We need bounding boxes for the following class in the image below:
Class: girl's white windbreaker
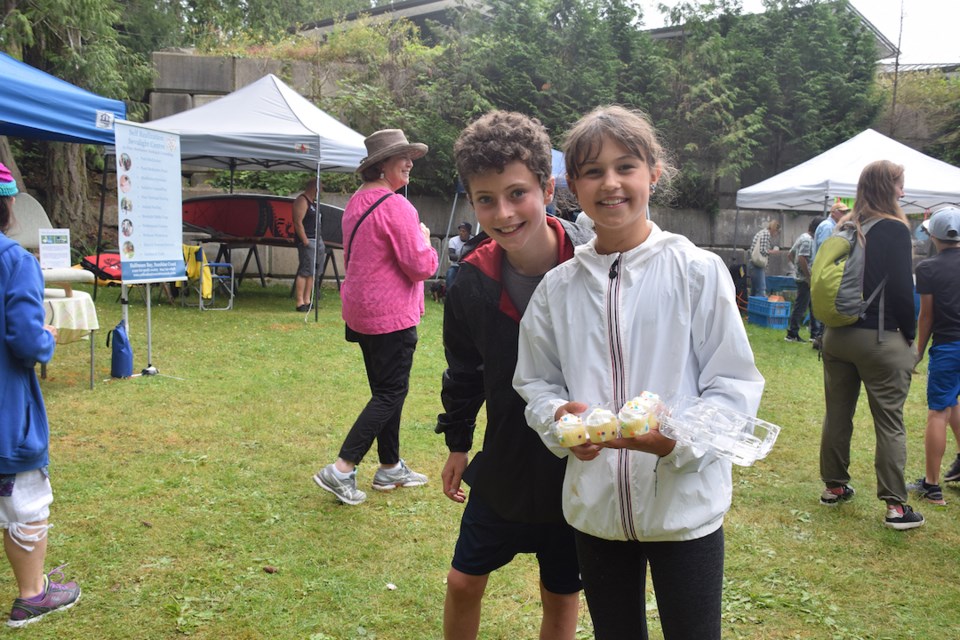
[514,224,765,542]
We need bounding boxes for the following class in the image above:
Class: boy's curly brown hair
[454,111,553,199]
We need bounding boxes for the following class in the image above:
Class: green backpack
[810,217,887,331]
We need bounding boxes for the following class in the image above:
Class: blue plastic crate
[766,275,797,292]
[747,296,792,329]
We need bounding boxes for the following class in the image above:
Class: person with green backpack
[814,159,924,530]
[809,201,852,350]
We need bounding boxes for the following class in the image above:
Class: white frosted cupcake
[555,413,587,448]
[585,408,618,443]
[618,391,661,437]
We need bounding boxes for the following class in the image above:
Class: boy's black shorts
[451,493,581,594]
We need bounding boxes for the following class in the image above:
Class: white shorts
[0,468,53,526]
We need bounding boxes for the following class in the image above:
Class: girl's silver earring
[650,183,658,193]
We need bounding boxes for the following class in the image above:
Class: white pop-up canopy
[736,129,960,214]
[140,74,366,173]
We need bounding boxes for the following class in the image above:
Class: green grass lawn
[30,282,960,639]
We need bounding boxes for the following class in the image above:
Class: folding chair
[181,244,234,311]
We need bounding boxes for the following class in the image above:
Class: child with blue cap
[911,206,960,504]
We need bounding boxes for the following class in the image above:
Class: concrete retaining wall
[149,51,343,118]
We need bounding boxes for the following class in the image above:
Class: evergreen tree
[1,0,152,239]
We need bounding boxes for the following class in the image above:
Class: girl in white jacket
[514,105,764,639]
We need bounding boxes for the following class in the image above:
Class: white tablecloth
[43,288,99,343]
[42,289,98,389]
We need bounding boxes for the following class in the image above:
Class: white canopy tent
[101,74,368,322]
[736,129,960,215]
[138,73,366,173]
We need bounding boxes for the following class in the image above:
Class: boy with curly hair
[436,111,592,640]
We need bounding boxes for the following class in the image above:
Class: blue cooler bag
[106,320,134,378]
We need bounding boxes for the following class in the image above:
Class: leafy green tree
[653,1,765,209]
[115,0,190,55]
[1,0,153,239]
[656,0,880,208]
[115,0,359,54]
[606,0,673,112]
[927,92,960,167]
[728,0,880,172]
[875,69,960,165]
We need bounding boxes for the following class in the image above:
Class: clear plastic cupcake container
[656,395,780,466]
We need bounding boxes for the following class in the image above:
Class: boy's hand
[442,452,468,503]
[913,345,925,374]
[597,429,676,457]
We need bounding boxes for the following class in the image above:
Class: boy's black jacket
[436,216,593,524]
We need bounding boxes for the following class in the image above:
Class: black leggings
[338,326,418,465]
[575,527,724,640]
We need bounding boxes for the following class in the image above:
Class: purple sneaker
[7,565,81,628]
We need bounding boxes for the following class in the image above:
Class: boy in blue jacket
[0,164,81,627]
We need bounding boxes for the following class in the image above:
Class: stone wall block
[282,61,317,97]
[235,58,283,89]
[650,208,712,246]
[149,93,193,120]
[193,94,223,109]
[153,52,234,93]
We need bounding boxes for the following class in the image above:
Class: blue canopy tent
[0,52,127,306]
[0,52,126,145]
[0,53,126,386]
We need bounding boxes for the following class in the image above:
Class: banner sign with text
[114,120,185,283]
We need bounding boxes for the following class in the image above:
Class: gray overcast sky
[638,0,960,65]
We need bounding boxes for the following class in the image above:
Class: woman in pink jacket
[314,130,438,506]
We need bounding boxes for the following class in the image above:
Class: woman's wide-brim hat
[357,129,428,174]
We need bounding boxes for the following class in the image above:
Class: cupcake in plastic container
[555,413,587,448]
[618,391,662,437]
[584,407,618,443]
